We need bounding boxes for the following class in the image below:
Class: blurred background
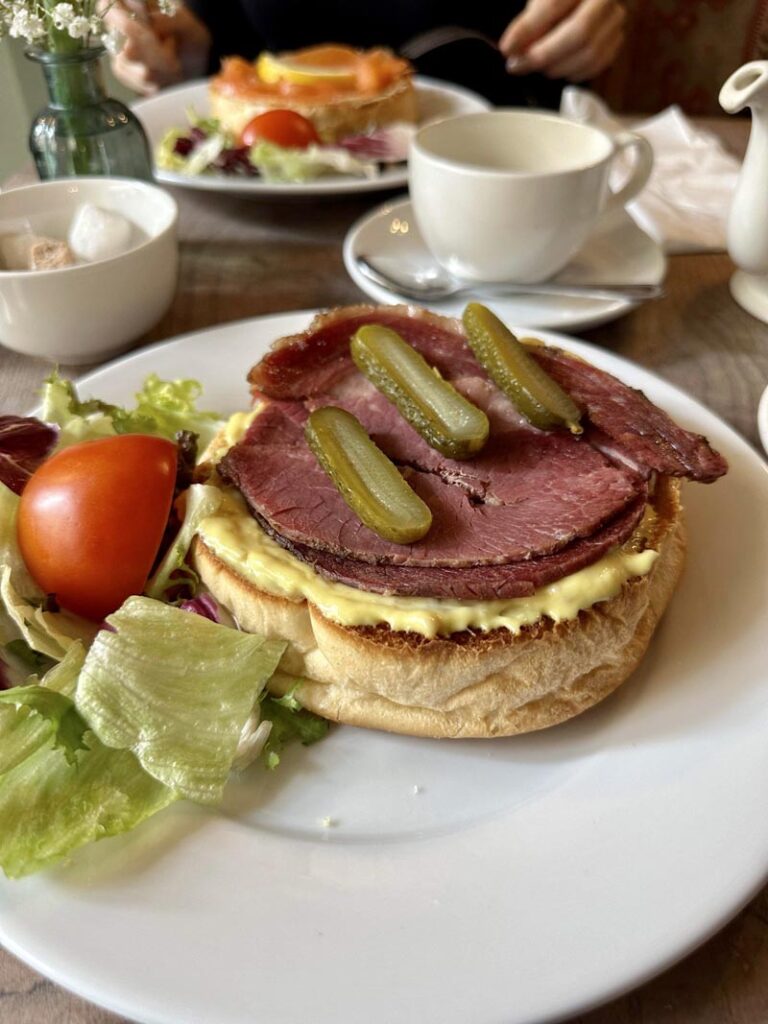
[2,0,767,179]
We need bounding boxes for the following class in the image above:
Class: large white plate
[2,312,768,1024]
[344,196,667,330]
[134,77,490,197]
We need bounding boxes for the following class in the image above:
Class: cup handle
[605,130,654,211]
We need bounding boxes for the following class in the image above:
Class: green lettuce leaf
[186,108,228,137]
[75,597,286,803]
[4,638,55,674]
[0,645,86,782]
[145,483,223,601]
[0,734,175,879]
[156,128,192,173]
[130,375,223,449]
[260,676,330,770]
[40,371,224,450]
[248,141,376,183]
[0,645,175,878]
[0,686,88,767]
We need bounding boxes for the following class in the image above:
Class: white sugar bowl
[0,177,178,365]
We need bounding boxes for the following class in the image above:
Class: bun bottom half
[192,477,686,739]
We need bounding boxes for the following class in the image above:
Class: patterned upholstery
[596,0,768,114]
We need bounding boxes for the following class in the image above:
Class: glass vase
[27,47,153,181]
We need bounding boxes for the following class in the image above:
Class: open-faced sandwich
[211,44,418,142]
[192,304,728,739]
[157,44,418,183]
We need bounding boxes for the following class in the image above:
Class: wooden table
[2,120,767,1024]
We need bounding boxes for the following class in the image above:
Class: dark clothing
[186,0,564,108]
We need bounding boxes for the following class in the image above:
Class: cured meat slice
[530,347,728,483]
[253,490,648,600]
[0,416,58,495]
[248,305,477,399]
[247,306,726,483]
[222,306,727,601]
[220,389,642,568]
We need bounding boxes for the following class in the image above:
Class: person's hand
[500,0,626,81]
[103,1,212,95]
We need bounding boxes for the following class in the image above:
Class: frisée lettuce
[41,371,224,450]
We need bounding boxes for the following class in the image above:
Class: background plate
[134,77,490,197]
[2,312,767,1024]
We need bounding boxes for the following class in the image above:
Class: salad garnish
[0,373,329,878]
[156,109,414,184]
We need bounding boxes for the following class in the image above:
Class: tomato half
[18,435,177,621]
[241,110,321,149]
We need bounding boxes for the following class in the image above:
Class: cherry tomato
[240,110,321,149]
[18,435,177,622]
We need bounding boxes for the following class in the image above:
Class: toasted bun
[209,76,418,141]
[193,476,686,739]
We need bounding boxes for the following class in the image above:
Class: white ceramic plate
[758,383,768,456]
[344,197,667,331]
[134,77,490,197]
[2,311,767,1024]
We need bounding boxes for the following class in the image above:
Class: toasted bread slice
[192,476,685,739]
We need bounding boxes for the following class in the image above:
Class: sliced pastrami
[530,347,728,483]
[248,305,477,400]
[254,490,648,601]
[247,306,727,483]
[222,384,641,568]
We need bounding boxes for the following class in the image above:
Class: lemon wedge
[257,47,358,88]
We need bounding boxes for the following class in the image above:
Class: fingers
[103,2,183,92]
[544,11,625,80]
[111,52,159,94]
[503,0,626,79]
[500,0,580,57]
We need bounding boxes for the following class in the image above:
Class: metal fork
[400,26,500,61]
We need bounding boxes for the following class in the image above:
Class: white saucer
[343,197,667,331]
[758,383,768,456]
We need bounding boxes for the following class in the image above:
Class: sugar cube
[0,233,74,271]
[68,203,134,263]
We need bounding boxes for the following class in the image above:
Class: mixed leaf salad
[156,109,414,184]
[0,373,327,878]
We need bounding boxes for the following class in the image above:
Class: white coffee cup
[409,109,653,284]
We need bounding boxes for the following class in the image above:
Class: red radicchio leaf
[0,416,58,495]
[336,125,414,163]
[179,592,221,623]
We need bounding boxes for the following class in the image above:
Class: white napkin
[560,87,741,254]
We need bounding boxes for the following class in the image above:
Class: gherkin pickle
[305,406,432,544]
[351,324,489,459]
[462,303,583,434]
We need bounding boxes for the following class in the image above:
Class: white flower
[51,2,75,31]
[8,7,45,41]
[66,14,91,39]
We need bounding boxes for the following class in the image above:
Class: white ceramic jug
[720,61,768,322]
